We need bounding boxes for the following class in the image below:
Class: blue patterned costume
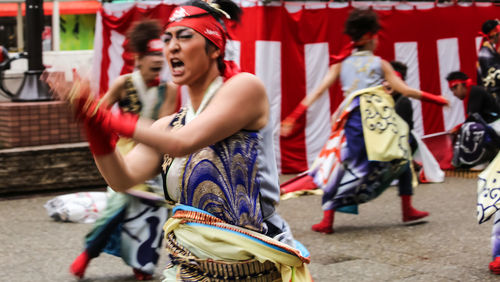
[161,76,294,242]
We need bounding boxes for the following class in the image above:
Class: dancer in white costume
[69,20,178,280]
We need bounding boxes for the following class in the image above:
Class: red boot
[401,195,429,222]
[311,209,335,234]
[70,250,90,279]
[133,268,153,280]
[490,257,500,274]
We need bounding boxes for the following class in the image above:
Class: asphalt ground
[0,176,498,281]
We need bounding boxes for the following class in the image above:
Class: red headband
[167,6,226,53]
[478,24,500,50]
[330,32,378,65]
[448,78,473,89]
[146,39,163,53]
[166,5,240,79]
[394,71,403,80]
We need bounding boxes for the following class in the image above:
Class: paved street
[0,176,498,281]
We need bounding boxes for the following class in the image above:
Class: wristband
[285,102,308,123]
[420,91,448,106]
[84,121,119,156]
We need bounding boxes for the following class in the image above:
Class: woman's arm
[94,117,171,192]
[382,60,448,106]
[302,63,341,107]
[381,60,421,99]
[132,73,268,157]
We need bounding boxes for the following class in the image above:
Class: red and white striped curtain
[91,1,500,173]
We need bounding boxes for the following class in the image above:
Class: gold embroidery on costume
[161,108,187,175]
[483,67,500,88]
[121,76,142,114]
[181,131,263,231]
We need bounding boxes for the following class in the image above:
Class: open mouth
[170,58,185,76]
[150,67,162,72]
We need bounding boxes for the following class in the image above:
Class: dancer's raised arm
[382,60,448,106]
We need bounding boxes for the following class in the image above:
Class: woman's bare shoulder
[222,73,265,95]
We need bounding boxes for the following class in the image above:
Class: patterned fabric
[83,71,169,274]
[309,86,409,212]
[181,131,263,232]
[477,152,500,224]
[119,75,142,114]
[85,189,169,274]
[161,107,264,231]
[161,77,264,232]
[165,233,281,281]
[477,44,500,105]
[118,71,165,119]
[452,120,498,168]
[162,205,311,282]
[360,88,411,162]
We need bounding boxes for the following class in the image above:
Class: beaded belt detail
[165,232,281,281]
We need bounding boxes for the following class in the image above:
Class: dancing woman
[477,19,500,105]
[69,20,177,280]
[50,1,311,281]
[281,8,448,234]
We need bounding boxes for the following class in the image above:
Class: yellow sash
[356,86,410,162]
[163,213,312,281]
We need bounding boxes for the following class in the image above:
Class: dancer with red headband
[280,9,448,234]
[478,19,500,105]
[47,0,311,281]
[69,20,177,280]
[446,71,500,169]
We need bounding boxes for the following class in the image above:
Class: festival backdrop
[91,1,500,173]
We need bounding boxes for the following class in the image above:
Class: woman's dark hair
[482,19,499,35]
[184,0,242,24]
[127,19,162,55]
[344,8,380,42]
[183,0,242,73]
[390,61,408,80]
[446,71,469,81]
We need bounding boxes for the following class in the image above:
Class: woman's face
[137,54,164,83]
[164,26,219,85]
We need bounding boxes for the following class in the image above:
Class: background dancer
[446,71,500,169]
[48,0,311,281]
[69,20,176,280]
[477,19,500,105]
[281,8,447,234]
